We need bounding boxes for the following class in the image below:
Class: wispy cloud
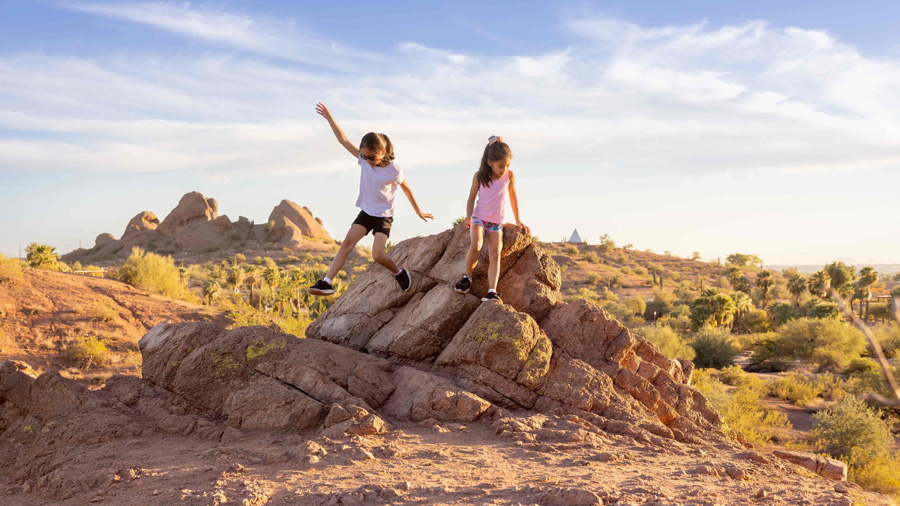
[3,5,900,179]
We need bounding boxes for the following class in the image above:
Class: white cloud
[2,6,900,180]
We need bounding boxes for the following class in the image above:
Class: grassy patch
[69,336,111,369]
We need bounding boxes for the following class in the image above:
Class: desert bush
[606,273,622,289]
[738,309,771,333]
[851,453,900,496]
[25,243,59,270]
[656,313,691,333]
[639,325,695,361]
[69,336,110,369]
[812,396,893,474]
[564,245,579,256]
[117,247,189,300]
[717,365,766,393]
[0,254,24,284]
[572,287,600,304]
[731,332,774,353]
[692,369,790,444]
[601,301,644,328]
[770,318,865,372]
[768,302,798,327]
[798,297,840,319]
[644,289,675,319]
[90,301,117,323]
[582,251,600,264]
[586,273,601,285]
[689,328,737,369]
[623,296,647,317]
[769,372,822,406]
[633,265,648,276]
[872,324,900,358]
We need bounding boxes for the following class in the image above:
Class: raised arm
[508,171,529,234]
[464,173,479,228]
[316,103,358,158]
[399,180,434,222]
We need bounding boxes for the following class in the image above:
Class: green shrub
[738,309,771,333]
[770,318,865,372]
[582,251,600,264]
[692,369,790,444]
[623,296,647,317]
[69,336,110,369]
[656,313,691,333]
[873,324,900,358]
[644,289,675,319]
[117,247,189,300]
[601,301,644,328]
[732,332,774,353]
[90,301,117,323]
[717,365,766,393]
[799,297,840,319]
[639,325,695,361]
[564,245,579,256]
[811,396,893,469]
[768,302,799,327]
[769,372,822,406]
[689,328,737,369]
[851,453,900,496]
[0,254,24,284]
[586,273,601,285]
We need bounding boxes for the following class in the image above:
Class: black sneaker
[307,279,335,296]
[481,291,502,302]
[394,268,412,292]
[454,275,472,294]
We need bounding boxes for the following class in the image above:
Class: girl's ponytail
[380,133,395,160]
[477,135,511,187]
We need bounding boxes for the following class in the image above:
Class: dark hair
[359,132,395,161]
[477,137,511,187]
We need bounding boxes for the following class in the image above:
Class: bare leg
[325,224,368,280]
[465,225,484,277]
[372,232,400,274]
[486,230,503,290]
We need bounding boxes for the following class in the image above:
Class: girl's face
[488,156,511,178]
[360,147,386,166]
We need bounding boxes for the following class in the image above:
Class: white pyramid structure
[569,229,583,243]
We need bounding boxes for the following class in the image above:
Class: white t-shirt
[355,154,404,217]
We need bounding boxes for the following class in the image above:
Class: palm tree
[857,266,878,320]
[25,243,59,270]
[756,270,775,308]
[731,291,753,320]
[726,266,742,287]
[227,267,246,293]
[809,270,829,298]
[263,267,281,292]
[787,274,807,306]
[202,280,221,305]
[824,261,856,299]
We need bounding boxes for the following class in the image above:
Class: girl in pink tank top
[454,136,529,303]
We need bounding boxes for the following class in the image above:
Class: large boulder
[267,200,331,244]
[307,226,727,445]
[94,233,116,248]
[158,192,218,234]
[123,211,160,236]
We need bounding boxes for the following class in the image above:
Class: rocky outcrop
[773,450,848,481]
[63,192,335,263]
[123,211,160,236]
[94,233,116,247]
[267,200,331,245]
[158,192,218,234]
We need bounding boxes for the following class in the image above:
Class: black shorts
[352,210,393,237]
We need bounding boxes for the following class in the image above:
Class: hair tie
[488,135,503,145]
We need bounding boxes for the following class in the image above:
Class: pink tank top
[472,171,510,224]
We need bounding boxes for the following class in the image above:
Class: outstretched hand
[418,212,434,222]
[315,102,333,122]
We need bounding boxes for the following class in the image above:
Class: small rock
[834,482,849,494]
[755,489,767,498]
[229,463,246,473]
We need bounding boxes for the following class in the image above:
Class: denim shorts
[472,217,501,233]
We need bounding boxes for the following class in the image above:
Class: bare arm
[465,173,479,228]
[316,103,358,158]
[508,171,530,234]
[399,180,434,222]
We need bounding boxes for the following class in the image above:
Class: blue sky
[2,1,900,265]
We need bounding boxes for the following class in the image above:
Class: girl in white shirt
[308,103,433,296]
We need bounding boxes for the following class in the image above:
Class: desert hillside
[1,226,889,505]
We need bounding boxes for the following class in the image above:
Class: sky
[1,1,899,265]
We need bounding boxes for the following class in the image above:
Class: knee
[372,250,387,263]
[469,241,482,253]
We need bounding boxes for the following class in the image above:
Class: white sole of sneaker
[455,288,469,294]
[480,297,502,302]
[307,288,335,296]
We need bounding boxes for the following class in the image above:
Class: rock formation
[63,191,334,263]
